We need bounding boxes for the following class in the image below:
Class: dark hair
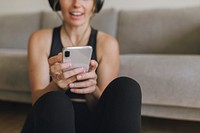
[48,0,104,13]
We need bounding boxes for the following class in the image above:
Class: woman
[21,0,142,133]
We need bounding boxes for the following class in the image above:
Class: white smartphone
[62,46,93,72]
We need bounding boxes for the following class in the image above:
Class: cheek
[60,5,70,18]
[60,0,70,11]
[86,5,95,16]
[85,1,95,12]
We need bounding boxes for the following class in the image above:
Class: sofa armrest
[0,49,29,92]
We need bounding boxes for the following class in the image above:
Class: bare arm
[94,33,120,98]
[28,30,59,104]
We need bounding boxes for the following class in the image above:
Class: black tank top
[49,25,97,60]
[49,25,98,100]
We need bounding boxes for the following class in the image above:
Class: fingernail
[70,89,75,93]
[69,83,74,87]
[77,75,82,80]
[82,67,86,73]
[92,60,96,64]
[81,67,84,71]
[64,64,71,69]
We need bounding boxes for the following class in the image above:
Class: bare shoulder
[97,31,119,48]
[96,31,119,60]
[28,29,53,56]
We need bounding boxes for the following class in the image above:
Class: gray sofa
[1,7,200,121]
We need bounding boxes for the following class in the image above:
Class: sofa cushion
[0,49,29,92]
[0,12,41,49]
[40,11,62,29]
[118,7,200,54]
[119,54,200,109]
[41,8,118,37]
[119,54,200,121]
[0,90,31,103]
[90,8,118,37]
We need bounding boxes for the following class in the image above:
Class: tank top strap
[49,26,63,58]
[87,27,97,61]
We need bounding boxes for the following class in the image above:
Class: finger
[89,60,98,72]
[70,86,96,94]
[63,67,85,79]
[66,76,77,86]
[69,79,96,88]
[48,53,62,66]
[50,64,62,74]
[76,71,97,81]
[52,65,80,81]
[56,76,77,89]
[55,73,63,81]
[50,63,72,74]
[63,76,77,87]
[53,67,85,88]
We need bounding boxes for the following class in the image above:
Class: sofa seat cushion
[0,90,31,103]
[119,54,200,109]
[119,54,200,121]
[0,49,29,92]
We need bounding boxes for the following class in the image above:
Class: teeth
[71,12,82,16]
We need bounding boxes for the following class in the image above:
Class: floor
[0,101,200,133]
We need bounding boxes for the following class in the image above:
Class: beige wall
[104,0,200,10]
[0,0,50,15]
[0,0,200,15]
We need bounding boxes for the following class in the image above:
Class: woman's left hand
[69,60,98,94]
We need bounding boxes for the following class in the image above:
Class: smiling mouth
[70,12,84,16]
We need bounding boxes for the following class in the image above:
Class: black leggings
[21,77,142,133]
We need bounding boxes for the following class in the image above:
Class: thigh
[21,91,76,133]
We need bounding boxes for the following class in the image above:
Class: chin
[67,19,89,27]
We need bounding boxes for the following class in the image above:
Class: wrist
[51,81,64,92]
[92,85,101,99]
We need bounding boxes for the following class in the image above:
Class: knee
[109,76,142,100]
[33,91,74,115]
[32,91,75,130]
[116,76,141,89]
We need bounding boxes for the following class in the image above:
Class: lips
[69,11,84,16]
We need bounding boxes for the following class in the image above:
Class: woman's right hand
[48,53,85,90]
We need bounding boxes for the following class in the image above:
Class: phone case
[62,46,93,72]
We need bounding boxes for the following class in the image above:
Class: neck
[62,24,90,46]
